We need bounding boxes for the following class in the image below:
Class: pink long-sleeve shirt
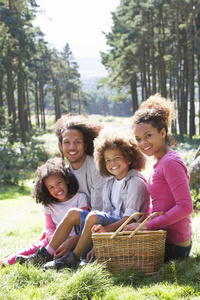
[146,151,193,244]
[5,192,88,265]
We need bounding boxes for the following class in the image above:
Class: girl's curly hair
[31,157,79,206]
[94,130,146,177]
[53,114,103,161]
[132,94,177,147]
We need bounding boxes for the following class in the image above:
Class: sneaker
[43,252,79,271]
[16,246,54,266]
[15,255,28,265]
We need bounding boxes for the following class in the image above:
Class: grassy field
[1,116,200,299]
[0,190,200,299]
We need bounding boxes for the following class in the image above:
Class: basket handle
[128,212,163,238]
[110,212,163,240]
[110,212,146,239]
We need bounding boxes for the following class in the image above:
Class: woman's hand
[91,224,106,233]
[123,223,148,231]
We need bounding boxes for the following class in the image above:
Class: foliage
[86,87,133,117]
[191,189,200,211]
[101,0,200,138]
[0,140,49,185]
[176,136,200,167]
[0,1,88,144]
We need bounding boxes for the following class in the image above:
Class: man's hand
[86,247,95,262]
[55,235,79,258]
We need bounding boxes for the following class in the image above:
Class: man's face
[60,129,87,170]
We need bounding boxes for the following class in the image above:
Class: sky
[33,0,119,64]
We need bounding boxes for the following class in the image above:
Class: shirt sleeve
[122,177,149,220]
[90,166,107,211]
[45,213,56,242]
[77,193,89,211]
[147,158,193,230]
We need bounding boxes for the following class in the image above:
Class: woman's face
[134,122,167,160]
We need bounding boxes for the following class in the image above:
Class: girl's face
[134,122,167,160]
[104,148,130,180]
[44,174,70,202]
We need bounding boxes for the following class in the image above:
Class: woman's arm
[147,159,193,230]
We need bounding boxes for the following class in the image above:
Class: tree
[101,0,200,138]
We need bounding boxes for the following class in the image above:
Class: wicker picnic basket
[92,212,167,275]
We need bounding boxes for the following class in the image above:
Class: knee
[63,208,81,224]
[85,211,97,227]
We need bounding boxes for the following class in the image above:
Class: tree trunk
[189,37,196,138]
[25,77,32,130]
[6,46,16,143]
[130,73,138,113]
[35,75,40,128]
[150,10,156,95]
[18,50,26,144]
[158,7,167,97]
[175,6,184,141]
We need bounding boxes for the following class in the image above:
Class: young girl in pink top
[124,94,193,262]
[0,157,88,266]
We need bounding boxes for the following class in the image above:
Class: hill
[76,56,108,89]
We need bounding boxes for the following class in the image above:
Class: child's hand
[55,242,69,258]
[55,235,79,258]
[91,224,106,233]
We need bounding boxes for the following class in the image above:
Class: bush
[0,140,49,185]
[191,188,200,210]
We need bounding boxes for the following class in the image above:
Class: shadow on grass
[0,184,31,200]
[112,254,200,288]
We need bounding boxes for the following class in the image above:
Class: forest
[0,0,200,145]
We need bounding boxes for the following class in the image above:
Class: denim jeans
[164,241,192,262]
[74,209,120,236]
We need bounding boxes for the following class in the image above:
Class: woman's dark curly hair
[53,114,103,162]
[94,130,146,177]
[132,94,178,148]
[31,157,79,206]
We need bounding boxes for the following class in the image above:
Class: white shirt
[111,177,125,217]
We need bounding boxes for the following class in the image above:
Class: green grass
[0,189,200,300]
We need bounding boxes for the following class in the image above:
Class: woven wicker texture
[92,212,167,274]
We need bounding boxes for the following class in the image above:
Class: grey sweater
[102,169,150,220]
[69,155,106,211]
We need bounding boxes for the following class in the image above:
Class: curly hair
[31,157,79,206]
[94,130,146,177]
[132,94,177,147]
[53,114,103,160]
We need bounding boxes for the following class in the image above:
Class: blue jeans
[74,209,121,236]
[164,241,192,262]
